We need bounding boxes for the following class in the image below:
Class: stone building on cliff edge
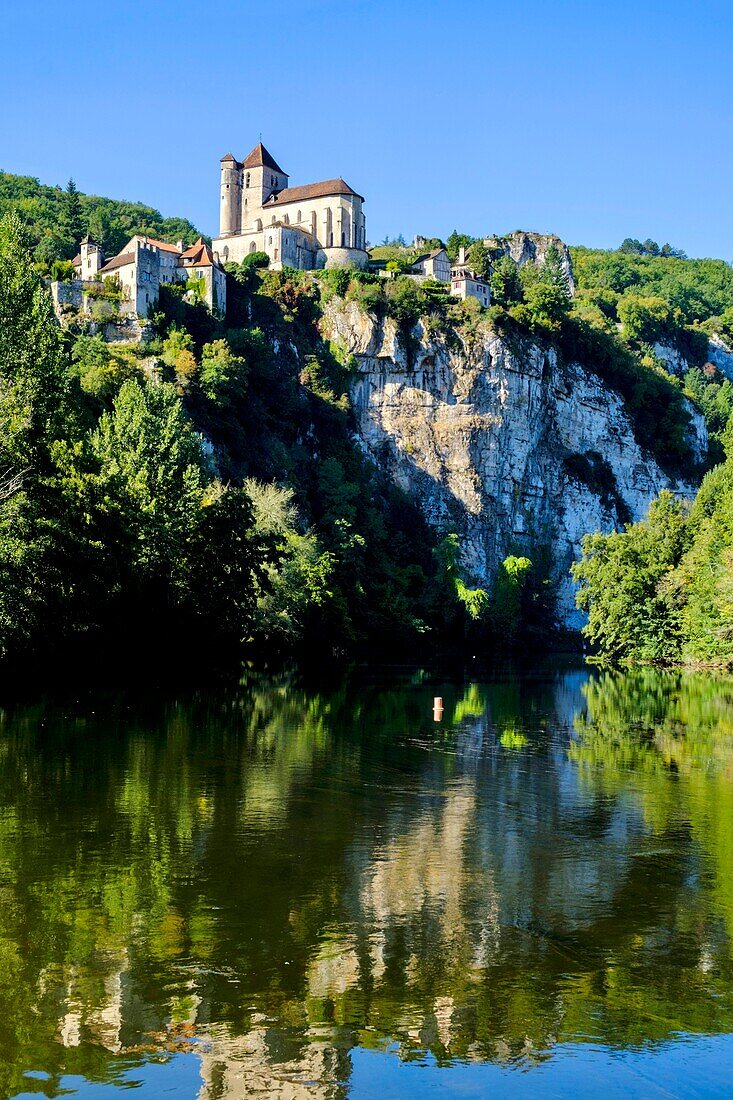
[213,142,368,271]
[58,234,227,321]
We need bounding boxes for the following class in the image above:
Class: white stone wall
[450,275,490,307]
[415,251,451,282]
[217,189,367,271]
[131,242,160,318]
[220,162,242,235]
[184,265,227,316]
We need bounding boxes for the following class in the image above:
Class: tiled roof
[132,236,181,254]
[180,237,215,268]
[98,252,134,273]
[264,178,364,205]
[220,152,239,165]
[242,142,286,174]
[413,249,447,265]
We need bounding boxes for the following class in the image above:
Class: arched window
[249,241,257,253]
[326,209,333,248]
[283,213,289,225]
[255,219,262,231]
[311,211,317,237]
[297,210,302,223]
[271,215,276,225]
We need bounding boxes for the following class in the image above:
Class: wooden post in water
[433,696,444,722]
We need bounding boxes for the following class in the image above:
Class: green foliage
[199,339,247,404]
[161,325,196,377]
[240,250,270,271]
[244,479,335,646]
[466,240,491,280]
[491,556,532,645]
[50,258,75,282]
[60,178,84,254]
[70,333,135,401]
[446,230,476,261]
[573,491,691,664]
[617,294,674,342]
[684,366,733,457]
[619,237,686,258]
[571,244,733,326]
[513,248,571,330]
[490,256,523,307]
[0,171,201,266]
[572,471,733,667]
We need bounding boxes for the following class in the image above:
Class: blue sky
[3,0,733,257]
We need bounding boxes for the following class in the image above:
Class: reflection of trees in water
[1,669,733,1095]
[573,669,733,945]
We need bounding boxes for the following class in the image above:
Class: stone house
[69,234,226,319]
[411,247,451,282]
[450,247,490,308]
[214,142,367,271]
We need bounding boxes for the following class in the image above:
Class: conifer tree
[60,178,84,253]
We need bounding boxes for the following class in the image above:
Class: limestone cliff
[321,301,706,628]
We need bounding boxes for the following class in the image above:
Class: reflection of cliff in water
[2,668,733,1096]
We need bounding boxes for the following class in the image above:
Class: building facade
[450,247,490,307]
[411,247,451,282]
[71,235,226,319]
[213,142,368,271]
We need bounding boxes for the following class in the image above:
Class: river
[2,662,733,1098]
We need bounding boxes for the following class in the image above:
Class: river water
[2,663,733,1098]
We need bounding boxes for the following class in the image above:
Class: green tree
[199,339,248,404]
[0,213,97,654]
[617,294,673,343]
[491,555,532,645]
[467,240,491,280]
[435,533,489,624]
[572,491,691,663]
[446,230,475,261]
[60,178,84,254]
[489,256,523,307]
[244,480,334,646]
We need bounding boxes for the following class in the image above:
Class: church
[212,143,368,271]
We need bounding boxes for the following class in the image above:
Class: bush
[50,259,76,282]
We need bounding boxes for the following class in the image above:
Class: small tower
[80,235,104,279]
[219,153,242,236]
[239,143,288,230]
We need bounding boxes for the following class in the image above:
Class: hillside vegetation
[573,445,733,667]
[1,214,557,665]
[0,171,201,269]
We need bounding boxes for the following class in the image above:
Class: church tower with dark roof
[240,143,288,229]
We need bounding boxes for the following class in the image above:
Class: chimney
[457,245,466,265]
[176,239,185,252]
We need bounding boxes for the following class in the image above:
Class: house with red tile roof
[69,234,226,320]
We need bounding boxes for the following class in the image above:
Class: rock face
[707,335,733,380]
[322,301,706,628]
[483,232,576,295]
